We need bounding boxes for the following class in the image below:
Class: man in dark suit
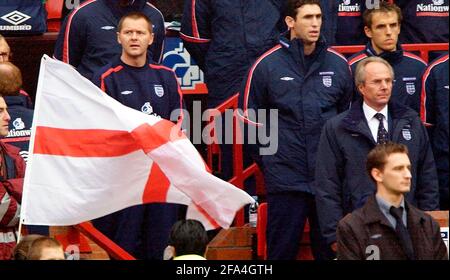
[337,142,448,260]
[315,56,439,254]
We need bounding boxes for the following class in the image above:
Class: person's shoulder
[402,51,427,67]
[67,0,101,20]
[407,203,440,228]
[428,53,449,71]
[92,59,123,82]
[338,210,365,230]
[348,51,368,66]
[327,109,351,126]
[148,63,175,75]
[252,44,284,70]
[143,2,165,22]
[0,141,21,156]
[325,48,349,65]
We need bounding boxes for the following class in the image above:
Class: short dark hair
[285,0,322,19]
[363,1,402,29]
[366,142,409,182]
[118,11,153,33]
[169,219,209,257]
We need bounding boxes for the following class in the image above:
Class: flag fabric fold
[21,55,253,230]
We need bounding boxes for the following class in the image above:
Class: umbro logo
[280,77,294,81]
[101,26,115,30]
[1,10,31,25]
[121,90,133,95]
[370,234,382,239]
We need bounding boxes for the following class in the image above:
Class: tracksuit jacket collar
[279,34,328,77]
[365,41,403,65]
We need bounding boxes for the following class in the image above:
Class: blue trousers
[266,191,334,260]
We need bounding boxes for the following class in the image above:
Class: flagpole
[17,55,48,243]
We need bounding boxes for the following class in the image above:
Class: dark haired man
[337,142,447,260]
[239,0,353,260]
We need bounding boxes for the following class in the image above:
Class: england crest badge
[402,129,412,141]
[154,85,164,97]
[323,76,332,88]
[405,82,416,95]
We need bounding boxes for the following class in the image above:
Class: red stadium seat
[256,202,267,260]
[45,0,64,32]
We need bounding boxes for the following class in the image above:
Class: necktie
[374,113,388,144]
[389,206,415,260]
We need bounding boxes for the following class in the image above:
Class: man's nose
[386,26,393,35]
[404,168,412,179]
[4,110,11,122]
[312,17,320,27]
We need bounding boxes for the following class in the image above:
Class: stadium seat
[45,0,64,32]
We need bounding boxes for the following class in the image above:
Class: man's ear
[357,83,365,98]
[117,32,121,44]
[364,26,372,39]
[371,168,383,183]
[285,16,295,30]
[149,33,154,46]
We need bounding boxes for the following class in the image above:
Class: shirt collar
[363,102,388,122]
[376,194,406,228]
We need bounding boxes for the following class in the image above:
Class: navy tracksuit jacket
[349,42,427,112]
[238,35,352,259]
[420,53,449,209]
[239,36,353,194]
[54,0,165,80]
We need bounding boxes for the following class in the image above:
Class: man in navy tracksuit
[348,2,427,113]
[315,56,439,251]
[420,53,449,210]
[92,12,184,260]
[238,0,353,260]
[54,0,165,80]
